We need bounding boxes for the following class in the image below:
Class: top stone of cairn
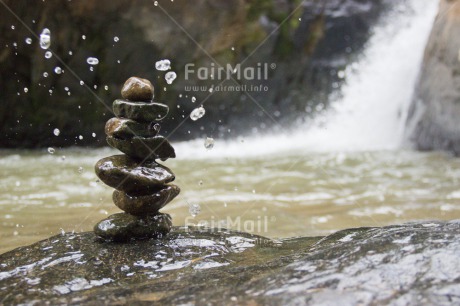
[121,77,154,101]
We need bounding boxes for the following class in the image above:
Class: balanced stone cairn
[94,77,180,242]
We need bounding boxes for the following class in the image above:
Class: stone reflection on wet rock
[94,76,179,242]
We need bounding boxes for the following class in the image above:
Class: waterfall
[176,0,439,159]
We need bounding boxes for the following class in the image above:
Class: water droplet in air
[190,106,205,121]
[78,135,83,140]
[79,80,84,86]
[68,51,73,55]
[189,203,201,217]
[39,28,51,49]
[54,66,62,74]
[87,57,99,65]
[53,128,60,136]
[198,180,203,186]
[61,156,66,161]
[104,85,108,90]
[11,25,15,30]
[82,35,86,40]
[43,72,48,78]
[23,87,28,93]
[165,71,177,84]
[44,51,52,59]
[15,181,21,187]
[191,96,196,103]
[113,36,119,42]
[155,59,171,71]
[204,137,214,150]
[154,1,158,6]
[25,37,32,44]
[47,147,55,154]
[78,167,83,173]
[64,87,69,91]
[92,132,96,137]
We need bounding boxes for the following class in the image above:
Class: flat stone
[106,136,175,161]
[121,77,154,101]
[95,155,175,194]
[94,212,172,242]
[105,117,159,139]
[113,185,180,215]
[113,99,169,122]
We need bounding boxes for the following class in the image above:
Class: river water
[1,0,452,254]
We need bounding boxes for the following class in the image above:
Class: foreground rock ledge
[1,221,460,305]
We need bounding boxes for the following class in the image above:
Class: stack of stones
[94,77,180,242]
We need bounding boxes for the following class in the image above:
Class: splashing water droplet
[25,37,32,44]
[39,28,51,49]
[54,66,62,74]
[82,35,86,40]
[60,228,65,236]
[189,203,201,217]
[165,71,177,84]
[87,57,99,65]
[79,80,84,86]
[190,106,205,121]
[113,36,119,42]
[44,51,52,59]
[23,87,28,93]
[43,72,48,78]
[191,96,196,103]
[92,132,96,137]
[204,137,214,150]
[61,155,66,161]
[104,85,108,90]
[78,135,83,140]
[155,59,171,71]
[47,147,55,154]
[53,128,60,136]
[11,25,15,30]
[154,1,158,6]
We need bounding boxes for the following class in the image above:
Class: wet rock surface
[1,221,459,305]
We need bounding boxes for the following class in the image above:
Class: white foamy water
[175,0,438,160]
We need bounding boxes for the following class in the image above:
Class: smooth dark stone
[95,155,175,194]
[105,117,158,139]
[106,136,175,161]
[2,221,460,304]
[121,76,154,101]
[94,212,172,242]
[113,185,180,215]
[113,99,169,122]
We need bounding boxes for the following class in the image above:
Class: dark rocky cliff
[0,0,392,147]
[406,0,460,156]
